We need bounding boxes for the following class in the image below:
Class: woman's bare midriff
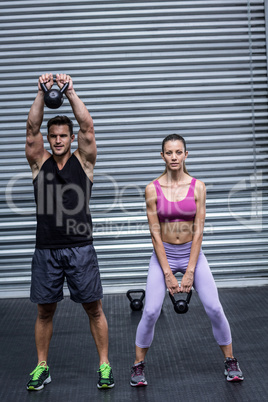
[160,220,194,245]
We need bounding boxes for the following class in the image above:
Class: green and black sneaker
[27,361,51,391]
[97,362,114,389]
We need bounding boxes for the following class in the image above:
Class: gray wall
[0,0,267,297]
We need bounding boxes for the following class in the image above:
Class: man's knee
[37,303,57,321]
[83,300,103,320]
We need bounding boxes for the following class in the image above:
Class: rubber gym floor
[0,285,267,402]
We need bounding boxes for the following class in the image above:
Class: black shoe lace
[134,363,144,376]
[228,359,239,372]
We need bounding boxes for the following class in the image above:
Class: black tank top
[33,154,93,248]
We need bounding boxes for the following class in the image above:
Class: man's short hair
[47,115,74,136]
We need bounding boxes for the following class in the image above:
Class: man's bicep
[77,129,97,164]
[25,131,46,164]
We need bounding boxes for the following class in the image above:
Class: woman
[130,134,243,386]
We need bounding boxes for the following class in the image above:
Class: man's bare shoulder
[73,149,94,182]
[29,151,51,180]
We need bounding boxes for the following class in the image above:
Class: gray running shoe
[224,357,244,381]
[130,361,148,387]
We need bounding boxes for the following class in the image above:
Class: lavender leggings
[135,241,232,348]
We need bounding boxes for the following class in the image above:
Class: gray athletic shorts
[30,244,103,304]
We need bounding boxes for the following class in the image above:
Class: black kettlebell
[41,79,69,109]
[169,290,192,314]
[126,289,145,311]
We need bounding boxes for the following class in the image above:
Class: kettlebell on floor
[126,289,145,311]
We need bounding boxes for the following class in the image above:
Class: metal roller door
[0,0,267,298]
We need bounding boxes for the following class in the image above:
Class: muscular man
[25,73,114,391]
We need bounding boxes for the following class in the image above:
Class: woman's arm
[180,179,207,292]
[145,182,180,295]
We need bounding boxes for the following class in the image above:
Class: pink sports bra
[153,177,197,222]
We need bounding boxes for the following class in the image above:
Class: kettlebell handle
[186,289,192,304]
[40,82,49,93]
[40,79,69,94]
[126,289,145,302]
[169,289,192,303]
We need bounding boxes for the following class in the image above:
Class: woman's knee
[205,303,225,322]
[143,305,161,324]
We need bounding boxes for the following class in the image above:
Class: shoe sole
[27,376,51,391]
[130,381,148,387]
[226,376,244,382]
[224,370,244,382]
[97,383,115,389]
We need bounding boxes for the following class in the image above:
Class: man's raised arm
[55,74,97,170]
[26,73,52,175]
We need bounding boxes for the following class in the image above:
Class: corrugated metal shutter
[0,0,267,298]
